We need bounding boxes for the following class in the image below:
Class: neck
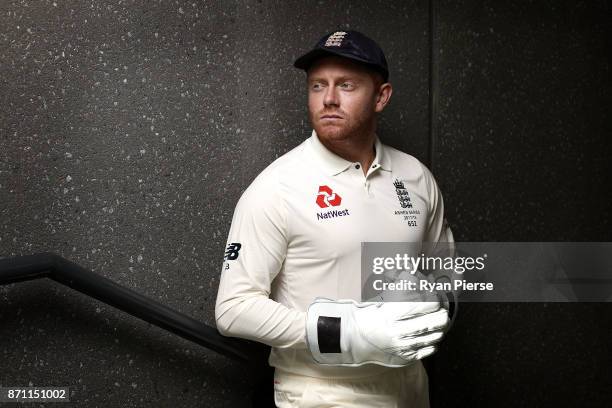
[319,131,376,175]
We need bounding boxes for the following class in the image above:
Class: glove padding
[306,298,449,367]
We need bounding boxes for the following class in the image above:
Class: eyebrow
[308,75,362,84]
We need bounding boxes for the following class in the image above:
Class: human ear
[375,83,393,113]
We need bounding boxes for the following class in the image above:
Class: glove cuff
[305,298,355,365]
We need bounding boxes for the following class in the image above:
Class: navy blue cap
[294,30,389,82]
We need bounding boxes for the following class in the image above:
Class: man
[215,30,454,407]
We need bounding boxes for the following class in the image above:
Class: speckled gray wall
[1,0,610,407]
[1,0,250,406]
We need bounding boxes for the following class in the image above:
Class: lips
[320,114,343,120]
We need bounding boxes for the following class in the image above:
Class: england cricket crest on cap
[393,179,413,209]
[325,31,347,47]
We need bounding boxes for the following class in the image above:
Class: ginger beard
[309,101,376,144]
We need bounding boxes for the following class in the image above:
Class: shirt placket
[348,162,381,197]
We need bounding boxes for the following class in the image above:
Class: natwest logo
[316,185,342,208]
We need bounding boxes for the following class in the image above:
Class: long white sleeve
[214,170,307,349]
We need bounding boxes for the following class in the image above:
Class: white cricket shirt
[215,130,453,379]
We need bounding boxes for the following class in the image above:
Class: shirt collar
[373,136,392,172]
[308,130,392,176]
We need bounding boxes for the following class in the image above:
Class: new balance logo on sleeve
[224,243,242,260]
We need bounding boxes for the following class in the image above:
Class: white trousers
[273,362,430,408]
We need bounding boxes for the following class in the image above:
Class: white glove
[306,298,449,367]
[366,269,458,329]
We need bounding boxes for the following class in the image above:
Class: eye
[339,82,354,90]
[311,82,324,91]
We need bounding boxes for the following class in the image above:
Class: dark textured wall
[1,1,610,407]
[429,1,612,407]
[435,0,611,242]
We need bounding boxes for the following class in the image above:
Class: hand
[366,270,458,328]
[306,298,449,367]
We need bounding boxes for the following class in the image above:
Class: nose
[323,86,339,107]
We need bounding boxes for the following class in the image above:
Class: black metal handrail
[0,252,265,364]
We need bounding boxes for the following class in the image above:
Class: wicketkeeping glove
[306,298,449,367]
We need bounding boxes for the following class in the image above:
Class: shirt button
[355,164,360,169]
[372,164,377,168]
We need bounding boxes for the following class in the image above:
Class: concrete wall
[430,2,612,406]
[1,1,610,406]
